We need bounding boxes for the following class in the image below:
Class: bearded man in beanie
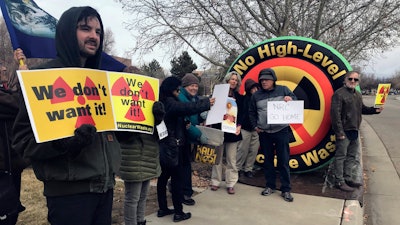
[177,73,208,206]
[248,68,296,202]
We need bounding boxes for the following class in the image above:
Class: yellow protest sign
[109,72,159,133]
[17,68,159,143]
[374,83,391,108]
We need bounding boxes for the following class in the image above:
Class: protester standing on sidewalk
[0,49,29,225]
[237,78,260,178]
[157,76,214,222]
[249,68,296,202]
[12,7,123,225]
[330,70,383,192]
[177,73,209,206]
[210,71,243,195]
[117,99,165,225]
[117,66,165,225]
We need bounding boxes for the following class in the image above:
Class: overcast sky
[2,0,400,78]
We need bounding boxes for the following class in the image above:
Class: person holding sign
[117,100,165,225]
[249,68,296,202]
[177,73,208,206]
[12,7,122,225]
[210,71,243,195]
[157,76,214,222]
[0,49,29,225]
[330,71,383,192]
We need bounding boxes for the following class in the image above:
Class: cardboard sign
[221,97,238,133]
[17,68,159,143]
[267,100,304,124]
[205,84,229,125]
[374,83,391,108]
[194,144,222,165]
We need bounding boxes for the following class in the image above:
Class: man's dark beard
[80,50,94,58]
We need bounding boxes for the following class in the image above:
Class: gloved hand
[74,124,97,145]
[152,101,165,125]
[199,133,208,144]
[53,124,97,157]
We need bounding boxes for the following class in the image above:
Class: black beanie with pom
[160,76,181,98]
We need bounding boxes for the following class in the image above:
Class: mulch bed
[238,166,363,202]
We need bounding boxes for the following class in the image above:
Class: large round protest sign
[228,36,352,173]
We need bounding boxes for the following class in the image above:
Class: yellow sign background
[18,68,159,143]
[374,83,391,108]
[108,72,159,132]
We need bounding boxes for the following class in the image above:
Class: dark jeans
[46,189,114,225]
[333,136,361,183]
[0,172,22,225]
[182,148,193,198]
[259,127,291,192]
[157,163,184,214]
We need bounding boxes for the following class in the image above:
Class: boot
[335,181,355,192]
[137,220,146,225]
[173,212,191,222]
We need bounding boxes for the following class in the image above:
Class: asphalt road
[361,95,400,225]
[362,95,400,176]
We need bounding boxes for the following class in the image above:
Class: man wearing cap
[249,68,296,202]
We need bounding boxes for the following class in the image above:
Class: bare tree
[103,27,116,55]
[117,0,400,71]
[0,19,15,68]
[391,71,400,89]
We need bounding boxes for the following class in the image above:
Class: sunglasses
[347,77,359,82]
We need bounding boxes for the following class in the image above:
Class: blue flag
[0,0,126,72]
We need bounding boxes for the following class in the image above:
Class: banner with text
[17,68,159,143]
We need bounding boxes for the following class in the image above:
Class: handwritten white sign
[267,100,304,124]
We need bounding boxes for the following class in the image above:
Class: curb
[342,200,364,225]
[340,126,365,225]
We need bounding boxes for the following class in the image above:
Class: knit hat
[244,79,259,93]
[181,73,200,87]
[258,68,277,81]
[160,76,181,97]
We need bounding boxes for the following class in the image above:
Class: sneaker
[345,180,362,188]
[281,192,294,202]
[157,208,174,217]
[244,171,254,178]
[227,187,235,194]
[261,187,275,196]
[182,196,196,206]
[335,182,355,192]
[173,212,191,222]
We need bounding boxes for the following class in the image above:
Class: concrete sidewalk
[145,183,347,225]
[142,120,400,225]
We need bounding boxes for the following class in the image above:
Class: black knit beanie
[160,76,181,97]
